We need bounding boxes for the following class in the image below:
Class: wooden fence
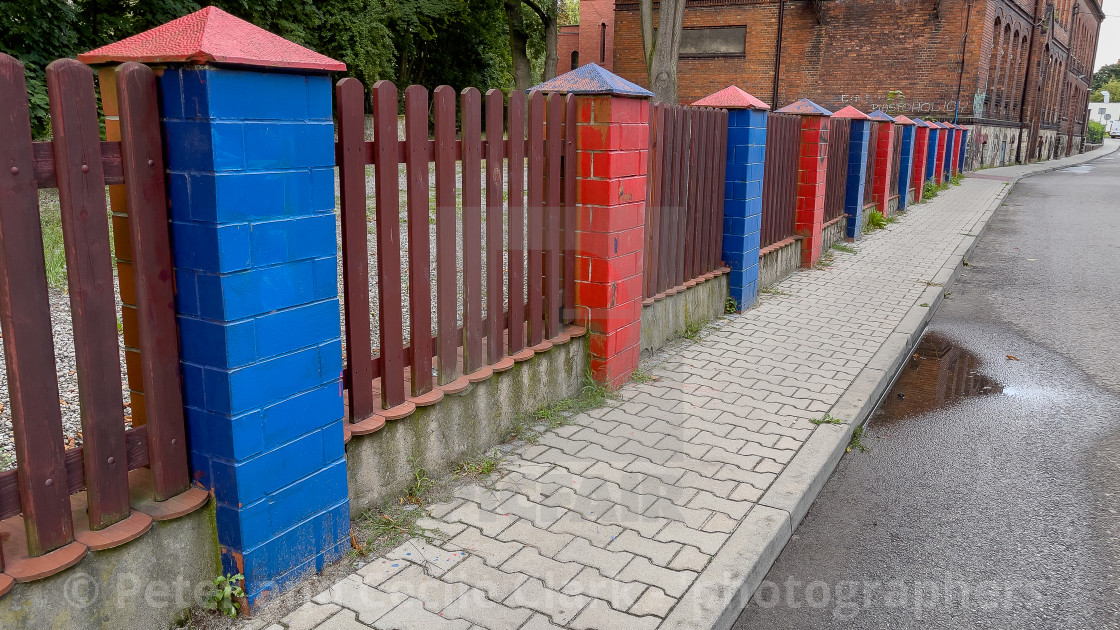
[760,113,800,249]
[888,126,904,203]
[823,117,851,223]
[336,81,578,432]
[643,103,729,298]
[863,122,880,210]
[0,55,190,566]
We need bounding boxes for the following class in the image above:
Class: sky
[1096,7,1120,71]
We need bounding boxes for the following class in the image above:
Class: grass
[832,243,858,254]
[950,173,964,186]
[810,413,843,425]
[630,367,655,383]
[41,206,68,290]
[920,302,930,307]
[679,317,705,342]
[847,426,869,453]
[759,286,788,297]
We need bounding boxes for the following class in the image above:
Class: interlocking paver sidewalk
[264,140,1118,630]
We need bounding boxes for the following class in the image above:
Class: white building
[1087,101,1120,126]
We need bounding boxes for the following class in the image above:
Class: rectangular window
[679,27,747,58]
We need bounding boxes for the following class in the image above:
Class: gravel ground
[0,190,131,471]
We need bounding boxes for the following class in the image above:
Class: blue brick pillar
[958,128,969,172]
[925,126,940,183]
[895,121,916,211]
[161,66,348,605]
[842,118,871,240]
[720,108,768,311]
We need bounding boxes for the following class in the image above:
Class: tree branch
[522,0,552,26]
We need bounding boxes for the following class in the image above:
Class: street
[734,149,1120,630]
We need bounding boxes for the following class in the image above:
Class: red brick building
[557,0,617,74]
[595,0,1103,165]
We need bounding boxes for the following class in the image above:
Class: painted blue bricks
[160,66,348,605]
[925,126,940,183]
[721,108,768,311]
[958,129,969,172]
[844,120,871,240]
[895,124,916,211]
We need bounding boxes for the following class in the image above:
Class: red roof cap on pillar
[529,63,653,98]
[691,85,770,110]
[831,105,869,120]
[77,6,345,72]
[867,110,897,122]
[775,98,832,116]
[893,115,917,125]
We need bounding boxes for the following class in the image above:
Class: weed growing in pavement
[867,210,889,231]
[832,243,858,254]
[847,426,869,453]
[920,303,930,307]
[810,413,843,425]
[630,367,655,383]
[454,451,502,479]
[406,457,434,501]
[950,173,964,186]
[680,317,705,341]
[814,250,835,269]
[922,181,939,202]
[759,286,788,296]
[506,369,616,441]
[203,574,245,619]
[725,296,739,314]
[923,281,944,287]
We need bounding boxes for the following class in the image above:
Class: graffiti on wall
[837,93,977,116]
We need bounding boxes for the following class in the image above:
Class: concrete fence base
[759,239,802,290]
[640,274,729,353]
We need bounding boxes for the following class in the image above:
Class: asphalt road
[734,151,1120,630]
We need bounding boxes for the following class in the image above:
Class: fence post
[832,106,871,240]
[693,86,769,312]
[775,99,832,268]
[79,7,349,606]
[867,110,897,217]
[893,116,917,211]
[911,119,931,200]
[930,122,948,184]
[924,122,941,184]
[957,127,970,172]
[532,64,652,387]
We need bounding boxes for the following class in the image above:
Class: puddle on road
[871,333,1003,423]
[1060,165,1093,173]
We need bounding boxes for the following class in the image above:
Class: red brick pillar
[867,110,897,217]
[776,99,831,268]
[533,64,652,387]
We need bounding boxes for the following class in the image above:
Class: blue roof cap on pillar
[775,98,832,116]
[867,110,897,122]
[910,118,931,128]
[529,63,654,98]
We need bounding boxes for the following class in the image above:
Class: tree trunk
[507,0,533,91]
[648,0,685,103]
[543,11,559,80]
[639,0,654,72]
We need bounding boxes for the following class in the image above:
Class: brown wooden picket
[0,54,194,571]
[888,126,904,202]
[335,81,576,424]
[760,113,800,249]
[641,103,729,299]
[824,116,851,223]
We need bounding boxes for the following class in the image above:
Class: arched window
[600,22,607,63]
[571,50,579,70]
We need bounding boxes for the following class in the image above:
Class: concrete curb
[664,144,1120,630]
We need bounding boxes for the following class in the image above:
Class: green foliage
[203,573,244,618]
[847,426,868,453]
[832,243,857,254]
[558,0,579,25]
[950,173,964,186]
[725,296,738,314]
[1090,80,1120,103]
[922,181,939,201]
[1093,63,1120,91]
[1087,120,1105,144]
[40,201,67,290]
[810,413,843,425]
[866,209,888,230]
[2,0,518,138]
